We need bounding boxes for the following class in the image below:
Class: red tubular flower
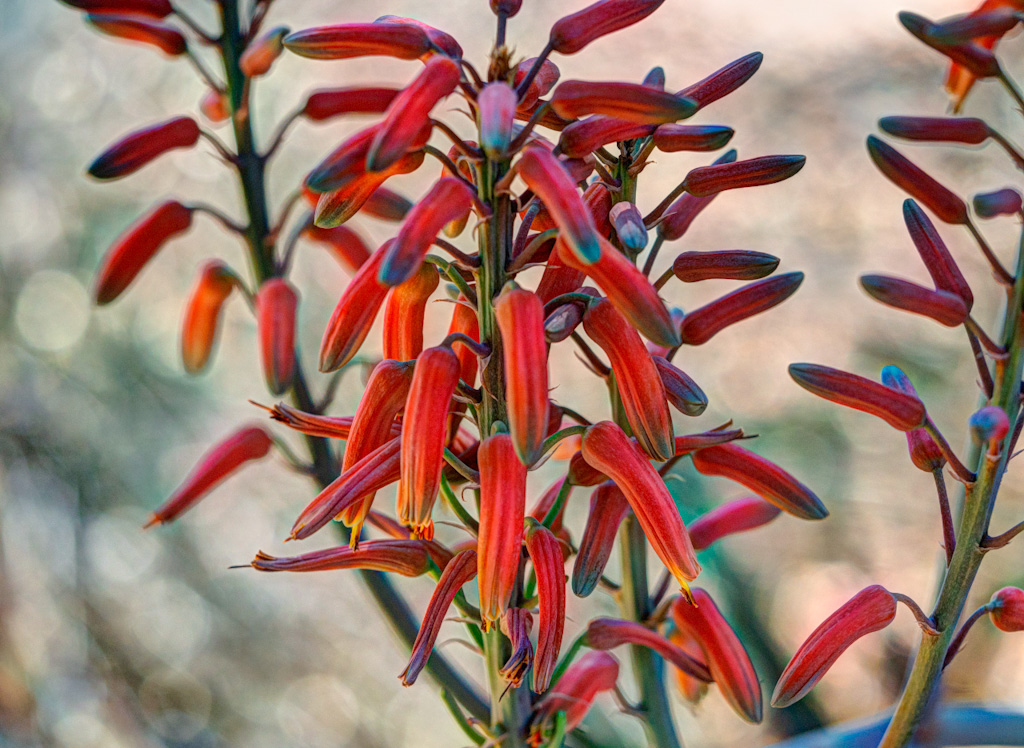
[683,155,806,197]
[659,150,737,240]
[525,518,567,692]
[477,433,527,628]
[879,115,989,145]
[374,15,463,60]
[975,188,1023,218]
[690,443,828,520]
[900,11,1002,81]
[367,56,461,172]
[609,202,647,252]
[581,421,701,586]
[677,52,763,109]
[291,437,402,540]
[491,0,522,16]
[319,241,390,372]
[989,587,1024,632]
[537,238,587,303]
[531,651,619,741]
[583,297,674,460]
[283,23,432,60]
[549,0,665,55]
[653,356,707,416]
[679,272,804,345]
[559,116,654,159]
[256,278,298,396]
[301,87,400,121]
[86,14,186,55]
[88,117,199,180]
[337,360,416,536]
[306,122,429,194]
[550,81,696,124]
[240,26,289,77]
[568,449,607,487]
[145,425,273,527]
[772,585,897,708]
[304,224,372,274]
[669,630,710,703]
[688,497,782,551]
[672,589,763,723]
[60,0,172,17]
[672,250,779,283]
[382,264,439,361]
[266,403,360,440]
[398,345,462,539]
[902,199,973,309]
[363,187,413,222]
[880,366,944,472]
[572,481,630,597]
[500,608,534,687]
[446,296,480,443]
[653,124,735,152]
[401,549,478,686]
[250,539,432,577]
[181,261,234,374]
[867,136,968,224]
[515,57,561,109]
[672,427,745,455]
[94,200,193,305]
[585,618,712,681]
[478,82,517,159]
[314,151,426,228]
[558,236,679,347]
[860,275,968,327]
[380,177,476,285]
[789,363,926,431]
[494,285,550,465]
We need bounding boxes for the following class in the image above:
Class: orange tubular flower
[88,117,200,180]
[860,275,968,326]
[677,52,763,109]
[583,297,674,460]
[256,278,298,396]
[500,608,535,687]
[367,56,461,172]
[902,199,973,308]
[867,136,968,224]
[283,23,432,60]
[401,549,478,686]
[304,224,372,275]
[572,481,630,597]
[250,539,432,577]
[517,147,602,263]
[478,82,517,159]
[306,123,425,194]
[671,589,763,723]
[688,497,782,551]
[690,443,828,520]
[772,585,897,708]
[558,236,679,347]
[477,433,527,628]
[683,155,806,197]
[379,177,476,285]
[382,264,439,360]
[337,360,416,536]
[301,87,401,121]
[672,249,780,283]
[525,518,567,692]
[315,151,426,228]
[788,363,926,431]
[291,437,402,541]
[267,403,375,440]
[145,425,273,527]
[530,651,619,741]
[548,0,665,55]
[86,13,186,55]
[581,421,701,586]
[60,0,172,17]
[585,618,712,682]
[319,241,391,372]
[678,272,804,346]
[94,201,194,305]
[398,345,462,539]
[181,261,235,374]
[653,356,708,416]
[550,81,696,124]
[494,285,550,465]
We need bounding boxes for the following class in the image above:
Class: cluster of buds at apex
[548,0,666,55]
[529,651,619,743]
[94,200,194,305]
[381,264,439,361]
[989,587,1024,632]
[679,272,804,346]
[671,589,763,723]
[691,443,827,520]
[581,421,701,587]
[572,481,631,597]
[880,366,945,472]
[975,187,1024,218]
[867,136,968,224]
[249,539,432,577]
[256,279,298,396]
[86,14,187,56]
[401,549,477,686]
[789,363,927,431]
[585,618,712,682]
[477,433,527,628]
[773,585,897,707]
[181,261,235,374]
[688,497,783,551]
[88,116,200,180]
[145,425,273,527]
[524,518,567,692]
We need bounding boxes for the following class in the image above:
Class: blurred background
[1,0,1023,746]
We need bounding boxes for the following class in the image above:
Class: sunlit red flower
[382,263,439,360]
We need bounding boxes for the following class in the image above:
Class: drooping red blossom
[255,278,298,395]
[688,497,782,551]
[679,272,804,345]
[525,518,567,692]
[530,651,619,739]
[789,363,927,431]
[382,263,440,360]
[572,481,630,597]
[250,539,432,577]
[585,618,712,681]
[59,0,172,17]
[499,608,534,687]
[181,261,235,374]
[683,155,806,197]
[315,151,426,227]
[88,117,200,180]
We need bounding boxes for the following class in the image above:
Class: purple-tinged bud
[902,200,973,309]
[551,80,697,124]
[549,0,666,55]
[974,188,1023,218]
[790,363,926,431]
[653,356,707,416]
[679,273,804,345]
[609,202,648,251]
[643,66,666,89]
[654,124,735,152]
[659,150,737,240]
[572,482,630,597]
[478,82,517,159]
[677,52,763,109]
[900,12,1001,79]
[990,587,1024,632]
[860,275,969,327]
[929,8,1022,45]
[868,136,968,224]
[970,405,1010,448]
[559,116,656,158]
[672,250,779,283]
[879,115,989,145]
[683,155,806,197]
[881,366,945,472]
[490,0,522,17]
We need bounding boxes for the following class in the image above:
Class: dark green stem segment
[878,229,1024,747]
[216,0,487,723]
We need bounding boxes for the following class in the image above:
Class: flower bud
[181,261,234,374]
[879,115,989,145]
[549,0,665,55]
[691,443,827,520]
[659,150,737,240]
[867,136,968,224]
[652,356,706,417]
[609,202,648,251]
[586,618,712,682]
[251,539,432,577]
[267,404,359,440]
[382,264,439,360]
[684,155,806,197]
[301,86,400,121]
[990,587,1024,632]
[654,124,735,152]
[374,15,463,59]
[860,275,969,327]
[60,0,172,17]
[478,82,517,159]
[880,366,945,472]
[240,26,289,77]
[284,23,431,60]
[669,629,710,703]
[970,405,1011,448]
[677,52,763,109]
[256,279,298,395]
[86,13,186,55]
[550,80,696,124]
[491,0,522,16]
[88,117,200,180]
[559,116,655,158]
[363,187,414,222]
[672,249,779,283]
[672,427,745,455]
[930,7,1022,43]
[304,224,372,274]
[572,481,630,597]
[145,425,272,527]
[974,188,1023,218]
[199,88,230,122]
[525,518,567,692]
[773,585,897,708]
[900,11,1001,79]
[568,449,607,487]
[530,651,619,739]
[679,272,803,345]
[902,199,973,308]
[789,363,926,431]
[688,497,782,551]
[515,57,561,109]
[319,241,390,372]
